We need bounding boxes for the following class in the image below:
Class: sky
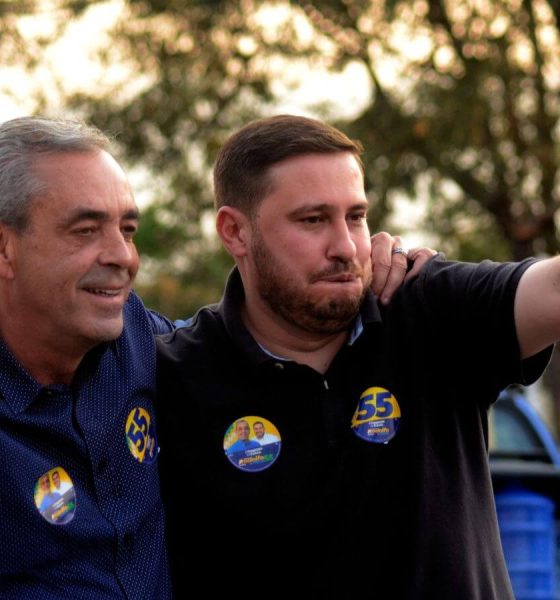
[0,0,432,246]
[1,1,127,118]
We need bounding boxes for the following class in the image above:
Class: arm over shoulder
[146,309,175,335]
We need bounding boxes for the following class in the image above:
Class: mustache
[78,268,132,288]
[310,261,364,282]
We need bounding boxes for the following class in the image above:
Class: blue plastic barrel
[495,489,556,600]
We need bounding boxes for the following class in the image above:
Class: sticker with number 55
[351,387,401,444]
[125,407,158,464]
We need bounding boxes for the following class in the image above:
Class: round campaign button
[223,416,281,472]
[351,386,401,443]
[125,407,158,464]
[34,467,76,525]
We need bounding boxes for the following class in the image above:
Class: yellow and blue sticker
[351,386,401,443]
[223,416,281,473]
[125,407,158,464]
[34,467,76,525]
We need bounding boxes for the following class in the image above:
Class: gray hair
[0,116,112,231]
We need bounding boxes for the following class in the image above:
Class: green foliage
[3,0,560,316]
[136,246,234,320]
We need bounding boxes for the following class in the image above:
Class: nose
[98,229,138,271]
[326,219,357,263]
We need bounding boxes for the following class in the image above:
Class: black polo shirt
[156,257,550,599]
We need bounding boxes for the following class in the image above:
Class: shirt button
[274,362,284,370]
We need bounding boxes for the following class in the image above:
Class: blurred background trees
[2,0,560,419]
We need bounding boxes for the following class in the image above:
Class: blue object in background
[494,389,560,467]
[495,488,556,600]
[490,387,560,599]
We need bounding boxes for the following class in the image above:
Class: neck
[241,300,349,375]
[11,352,80,385]
[0,311,86,386]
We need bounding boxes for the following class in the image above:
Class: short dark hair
[213,114,363,216]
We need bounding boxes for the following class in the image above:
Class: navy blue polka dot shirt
[0,291,174,599]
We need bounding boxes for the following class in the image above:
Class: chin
[319,289,363,306]
[86,319,125,344]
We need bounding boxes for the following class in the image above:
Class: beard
[251,229,371,335]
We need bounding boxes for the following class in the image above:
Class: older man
[0,117,173,599]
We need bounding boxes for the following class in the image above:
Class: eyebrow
[59,207,140,229]
[288,202,369,218]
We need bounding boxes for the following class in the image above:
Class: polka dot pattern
[0,291,173,599]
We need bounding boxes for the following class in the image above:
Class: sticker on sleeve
[125,407,158,464]
[223,416,281,472]
[351,387,401,444]
[34,467,76,525]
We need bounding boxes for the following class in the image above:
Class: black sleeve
[409,256,551,392]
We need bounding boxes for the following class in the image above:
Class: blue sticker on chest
[351,387,401,443]
[224,416,281,472]
[34,467,77,525]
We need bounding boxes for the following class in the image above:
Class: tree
[61,0,559,304]
[2,0,560,352]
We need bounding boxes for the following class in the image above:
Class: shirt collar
[0,292,141,415]
[218,267,383,365]
[0,337,115,415]
[0,338,43,414]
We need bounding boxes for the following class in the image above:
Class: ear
[0,222,16,280]
[216,206,251,258]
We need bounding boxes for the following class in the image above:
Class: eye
[348,212,366,223]
[121,223,138,240]
[301,215,324,225]
[73,226,97,236]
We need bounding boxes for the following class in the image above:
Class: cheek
[357,237,373,265]
[129,246,140,275]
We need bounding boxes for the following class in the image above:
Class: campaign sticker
[125,407,158,464]
[223,416,281,472]
[351,386,401,444]
[34,467,76,525]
